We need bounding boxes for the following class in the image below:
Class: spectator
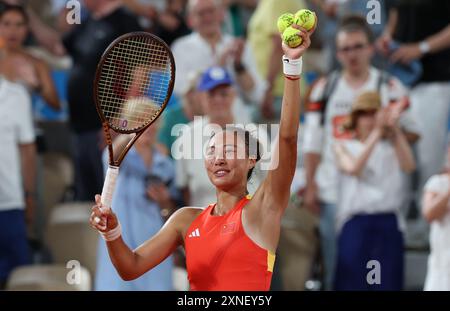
[247,0,307,122]
[422,145,450,291]
[173,66,266,207]
[157,71,203,155]
[333,91,415,290]
[303,14,420,290]
[311,0,389,71]
[377,0,450,195]
[61,0,141,201]
[123,0,191,46]
[171,0,266,107]
[0,4,60,110]
[95,121,181,290]
[153,0,191,46]
[0,76,36,289]
[0,0,66,55]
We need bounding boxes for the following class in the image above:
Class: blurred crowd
[0,0,449,291]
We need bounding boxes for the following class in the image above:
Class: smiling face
[204,130,256,192]
[188,0,224,38]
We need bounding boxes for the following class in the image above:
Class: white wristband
[283,55,303,76]
[419,41,430,55]
[100,222,122,242]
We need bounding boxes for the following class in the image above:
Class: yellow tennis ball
[294,9,316,31]
[277,13,294,34]
[282,26,302,48]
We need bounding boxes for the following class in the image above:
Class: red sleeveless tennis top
[184,195,275,291]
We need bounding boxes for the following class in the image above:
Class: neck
[356,129,371,142]
[214,188,248,216]
[209,113,234,128]
[182,100,195,121]
[343,68,370,88]
[92,0,121,19]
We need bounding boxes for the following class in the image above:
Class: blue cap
[197,66,233,91]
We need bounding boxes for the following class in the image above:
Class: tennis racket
[93,32,175,223]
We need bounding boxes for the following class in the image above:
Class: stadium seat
[6,264,91,291]
[46,202,98,277]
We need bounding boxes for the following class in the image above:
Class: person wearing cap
[173,66,264,208]
[157,71,203,155]
[171,0,266,107]
[333,91,416,290]
[89,24,314,290]
[302,14,420,290]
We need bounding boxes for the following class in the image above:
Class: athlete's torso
[184,196,275,291]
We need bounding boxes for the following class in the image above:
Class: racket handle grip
[101,165,119,209]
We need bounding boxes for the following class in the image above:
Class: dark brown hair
[338,14,374,43]
[0,4,29,24]
[210,126,262,181]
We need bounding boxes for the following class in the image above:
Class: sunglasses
[338,43,368,53]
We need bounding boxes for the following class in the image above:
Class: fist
[89,194,119,232]
[282,13,317,60]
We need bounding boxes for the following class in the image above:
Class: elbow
[342,166,362,177]
[402,161,416,174]
[422,208,435,224]
[118,271,139,281]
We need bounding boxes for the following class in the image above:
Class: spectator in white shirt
[333,91,415,290]
[171,0,266,107]
[0,77,36,289]
[422,146,450,291]
[173,66,267,207]
[302,15,420,290]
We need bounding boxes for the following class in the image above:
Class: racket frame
[94,31,175,167]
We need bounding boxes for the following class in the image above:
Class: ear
[248,157,257,170]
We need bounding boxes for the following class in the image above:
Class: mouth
[213,169,230,177]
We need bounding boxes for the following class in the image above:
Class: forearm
[20,144,37,196]
[392,127,416,172]
[106,237,141,280]
[351,129,382,176]
[279,76,301,140]
[234,69,255,94]
[423,192,450,222]
[40,83,60,110]
[424,25,450,54]
[305,152,320,185]
[383,8,398,37]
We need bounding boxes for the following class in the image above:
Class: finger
[95,194,102,205]
[390,49,404,63]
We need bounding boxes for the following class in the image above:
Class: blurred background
[0,0,449,291]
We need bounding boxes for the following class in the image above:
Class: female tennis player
[90,22,316,291]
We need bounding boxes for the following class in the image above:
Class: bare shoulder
[169,207,204,239]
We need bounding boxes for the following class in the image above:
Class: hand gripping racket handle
[101,165,119,211]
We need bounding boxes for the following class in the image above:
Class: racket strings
[97,35,173,131]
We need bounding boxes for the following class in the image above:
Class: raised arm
[334,129,382,177]
[259,22,316,214]
[334,108,389,176]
